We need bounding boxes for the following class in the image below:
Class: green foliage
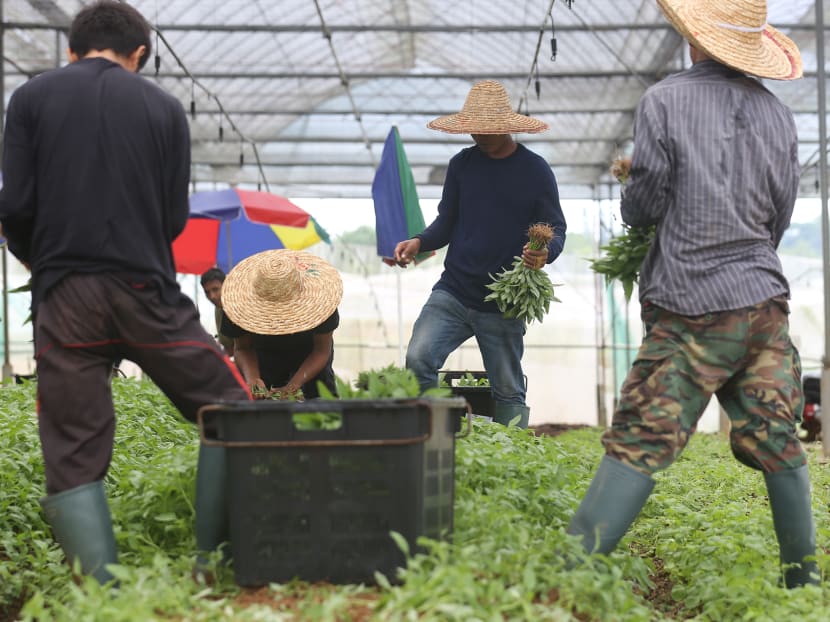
[337,225,377,246]
[587,224,656,301]
[484,257,561,324]
[455,372,489,387]
[328,364,451,400]
[3,379,830,620]
[779,217,822,258]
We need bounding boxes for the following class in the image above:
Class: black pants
[34,273,250,494]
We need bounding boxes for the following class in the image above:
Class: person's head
[68,1,152,72]
[656,0,801,80]
[200,267,226,308]
[471,134,515,158]
[221,250,343,336]
[427,80,548,142]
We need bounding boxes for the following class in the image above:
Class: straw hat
[427,80,548,134]
[657,0,802,80]
[221,249,343,336]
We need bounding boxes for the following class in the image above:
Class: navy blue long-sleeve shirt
[0,57,191,312]
[417,143,566,312]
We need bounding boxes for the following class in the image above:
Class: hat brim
[222,250,343,336]
[657,0,802,80]
[427,112,549,134]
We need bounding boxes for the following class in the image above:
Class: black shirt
[0,57,191,312]
[221,309,339,398]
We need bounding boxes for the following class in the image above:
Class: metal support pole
[0,2,11,383]
[2,245,11,383]
[396,270,404,366]
[816,0,830,457]
[594,186,608,427]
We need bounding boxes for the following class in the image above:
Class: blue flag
[372,127,431,264]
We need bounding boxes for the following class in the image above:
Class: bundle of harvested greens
[587,158,655,301]
[484,223,561,324]
[588,224,655,301]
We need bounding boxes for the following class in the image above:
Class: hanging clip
[190,83,196,120]
[550,12,557,61]
[535,62,541,99]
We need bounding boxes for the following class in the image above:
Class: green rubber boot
[40,480,118,584]
[764,465,820,588]
[492,402,530,428]
[567,455,655,555]
[194,444,231,575]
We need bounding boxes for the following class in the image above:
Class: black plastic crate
[199,397,468,586]
[440,371,494,420]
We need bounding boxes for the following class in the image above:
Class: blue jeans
[406,289,527,404]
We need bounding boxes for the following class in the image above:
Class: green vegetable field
[2,378,829,621]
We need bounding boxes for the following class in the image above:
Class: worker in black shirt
[0,1,251,584]
[220,249,343,399]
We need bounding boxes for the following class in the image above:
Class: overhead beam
[189,136,633,145]
[2,21,823,34]
[3,68,666,80]
[189,159,611,168]
[184,107,640,116]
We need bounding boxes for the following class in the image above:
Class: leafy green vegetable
[485,257,561,324]
[319,364,451,400]
[588,224,656,301]
[484,223,562,324]
[440,371,490,387]
[3,378,830,621]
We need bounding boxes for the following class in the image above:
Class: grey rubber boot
[194,444,231,573]
[764,465,820,588]
[492,402,530,428]
[567,455,655,555]
[40,480,118,584]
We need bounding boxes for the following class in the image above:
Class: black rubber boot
[567,455,655,555]
[764,465,820,588]
[492,402,530,428]
[40,480,118,584]
[194,444,231,577]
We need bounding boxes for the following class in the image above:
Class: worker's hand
[522,243,547,270]
[392,238,422,268]
[272,384,302,400]
[250,378,269,399]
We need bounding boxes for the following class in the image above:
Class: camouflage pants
[602,298,805,475]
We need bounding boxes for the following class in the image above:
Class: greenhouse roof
[1,0,822,199]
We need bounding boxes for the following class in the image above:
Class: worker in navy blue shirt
[392,80,566,428]
[0,0,250,584]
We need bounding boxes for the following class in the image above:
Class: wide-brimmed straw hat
[221,249,343,336]
[427,80,548,134]
[657,0,802,80]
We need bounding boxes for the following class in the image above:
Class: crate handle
[457,402,473,439]
[197,402,434,448]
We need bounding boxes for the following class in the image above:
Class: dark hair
[200,267,226,286]
[68,1,152,70]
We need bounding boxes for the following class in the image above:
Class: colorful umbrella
[172,189,329,275]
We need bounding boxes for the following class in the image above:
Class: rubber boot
[492,402,530,428]
[567,455,655,555]
[40,480,118,584]
[194,444,231,577]
[764,465,820,588]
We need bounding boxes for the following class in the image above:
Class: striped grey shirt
[621,60,799,315]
